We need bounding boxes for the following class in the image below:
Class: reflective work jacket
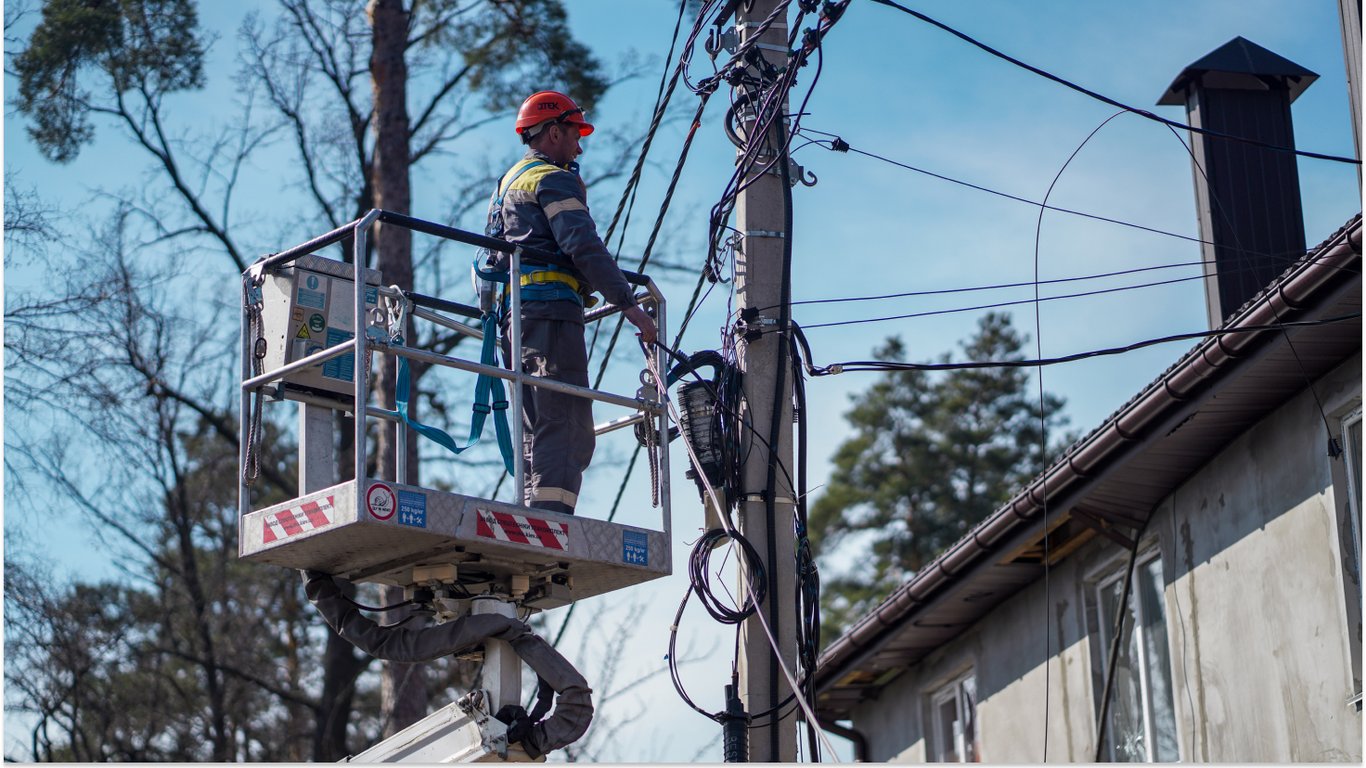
[488,149,637,322]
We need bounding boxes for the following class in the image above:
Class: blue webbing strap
[394,315,517,476]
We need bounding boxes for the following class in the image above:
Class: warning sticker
[262,495,336,544]
[623,530,649,566]
[292,308,304,322]
[397,490,426,528]
[308,313,326,333]
[366,482,396,520]
[295,325,311,340]
[475,509,569,551]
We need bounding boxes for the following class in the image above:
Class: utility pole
[733,0,798,761]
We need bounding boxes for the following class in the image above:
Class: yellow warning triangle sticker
[296,325,311,339]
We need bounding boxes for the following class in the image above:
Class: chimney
[1158,37,1318,328]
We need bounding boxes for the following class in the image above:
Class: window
[1339,406,1363,709]
[1090,553,1179,762]
[1341,408,1362,592]
[930,671,978,762]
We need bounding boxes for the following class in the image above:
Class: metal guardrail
[238,209,671,539]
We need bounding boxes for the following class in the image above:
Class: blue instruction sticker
[397,491,427,528]
[623,530,648,566]
[321,328,355,381]
[296,287,326,309]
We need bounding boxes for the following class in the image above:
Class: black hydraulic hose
[301,570,592,756]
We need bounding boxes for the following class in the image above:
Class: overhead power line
[776,251,1357,315]
[796,127,1222,247]
[803,313,1361,374]
[867,0,1361,166]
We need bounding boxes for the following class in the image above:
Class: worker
[481,90,657,515]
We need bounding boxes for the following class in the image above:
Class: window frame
[1338,405,1363,711]
[1086,547,1179,762]
[1340,406,1362,590]
[928,669,978,763]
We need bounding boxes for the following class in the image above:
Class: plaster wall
[850,356,1361,762]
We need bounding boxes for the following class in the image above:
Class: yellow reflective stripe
[505,162,561,195]
[498,158,545,197]
[542,197,587,220]
[520,270,582,293]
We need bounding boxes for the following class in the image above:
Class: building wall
[851,355,1362,762]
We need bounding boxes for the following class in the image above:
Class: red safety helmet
[515,91,594,137]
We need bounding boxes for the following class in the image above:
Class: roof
[1158,36,1318,105]
[814,215,1362,719]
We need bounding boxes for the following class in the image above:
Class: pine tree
[810,312,1069,638]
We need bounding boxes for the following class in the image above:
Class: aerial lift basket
[237,210,673,611]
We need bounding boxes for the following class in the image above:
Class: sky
[3,0,1361,762]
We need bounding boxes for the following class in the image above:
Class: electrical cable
[771,252,1356,313]
[647,349,834,757]
[1162,122,1346,456]
[803,313,1360,374]
[757,100,797,761]
[795,272,1217,329]
[790,247,1358,329]
[1032,107,1128,762]
[867,0,1361,165]
[592,94,715,391]
[794,127,1339,261]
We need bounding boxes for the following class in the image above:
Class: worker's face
[542,122,583,165]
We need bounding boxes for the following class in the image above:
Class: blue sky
[4,0,1360,761]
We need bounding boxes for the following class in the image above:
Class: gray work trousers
[502,316,595,515]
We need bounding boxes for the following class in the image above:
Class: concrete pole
[733,1,798,761]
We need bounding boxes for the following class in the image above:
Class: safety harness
[477,158,598,309]
[394,158,601,474]
[393,311,517,477]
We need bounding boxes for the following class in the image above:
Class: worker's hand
[624,304,658,346]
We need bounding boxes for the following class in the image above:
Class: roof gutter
[816,216,1362,690]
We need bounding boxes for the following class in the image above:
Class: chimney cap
[1157,36,1318,106]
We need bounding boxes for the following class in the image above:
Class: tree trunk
[368,0,428,736]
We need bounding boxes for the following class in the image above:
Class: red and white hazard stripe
[475,509,569,551]
[263,495,336,544]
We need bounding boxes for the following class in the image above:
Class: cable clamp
[739,493,796,506]
[743,155,813,188]
[733,310,787,341]
[706,26,739,58]
[736,20,789,30]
